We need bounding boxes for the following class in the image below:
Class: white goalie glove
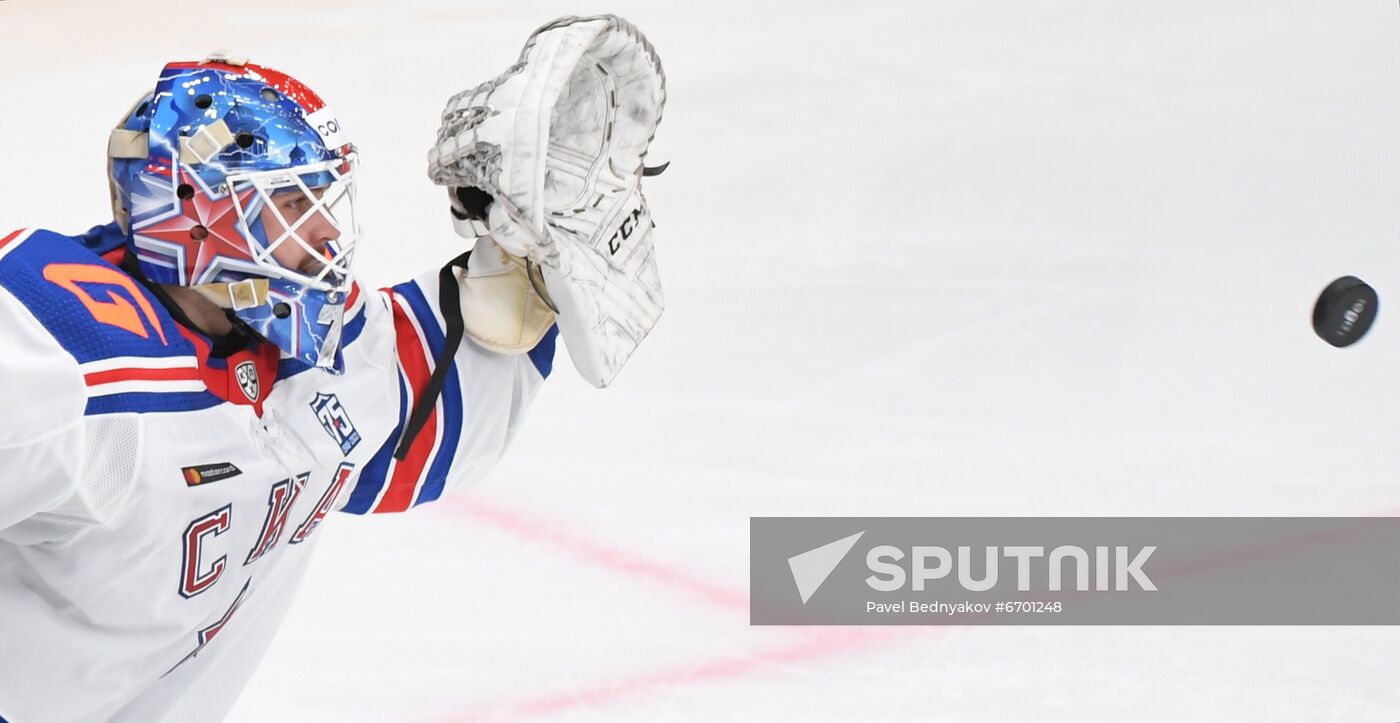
[428,14,668,388]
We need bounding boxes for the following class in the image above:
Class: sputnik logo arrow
[787,531,864,604]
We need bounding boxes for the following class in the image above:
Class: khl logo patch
[234,360,259,402]
[310,392,361,456]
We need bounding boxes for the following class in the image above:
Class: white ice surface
[3,1,1400,721]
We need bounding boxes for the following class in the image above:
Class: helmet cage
[223,152,359,297]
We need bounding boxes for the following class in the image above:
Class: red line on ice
[441,497,751,612]
[427,500,1400,721]
[422,498,902,722]
[431,627,902,723]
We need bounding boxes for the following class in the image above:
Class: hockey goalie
[0,15,666,723]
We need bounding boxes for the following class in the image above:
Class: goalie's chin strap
[118,253,257,356]
[393,249,472,461]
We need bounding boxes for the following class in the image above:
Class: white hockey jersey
[0,224,556,722]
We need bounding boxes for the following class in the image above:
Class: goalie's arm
[334,252,557,515]
[0,286,86,537]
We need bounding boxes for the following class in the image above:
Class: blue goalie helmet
[108,54,360,373]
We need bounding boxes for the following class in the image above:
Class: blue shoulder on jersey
[75,222,129,258]
[0,224,221,415]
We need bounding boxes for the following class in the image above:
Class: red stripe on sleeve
[374,293,438,513]
[0,228,27,251]
[84,366,200,386]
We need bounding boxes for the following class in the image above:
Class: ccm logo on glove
[607,205,648,257]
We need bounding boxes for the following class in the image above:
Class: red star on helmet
[136,172,259,285]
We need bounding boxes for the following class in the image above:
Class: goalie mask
[108,56,359,372]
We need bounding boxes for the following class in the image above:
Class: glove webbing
[394,249,471,461]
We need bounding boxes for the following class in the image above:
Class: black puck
[1312,276,1378,348]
